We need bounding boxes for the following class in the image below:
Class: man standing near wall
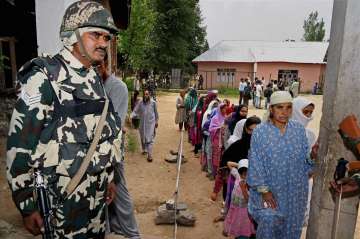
[255,80,263,109]
[239,78,246,104]
[289,78,300,98]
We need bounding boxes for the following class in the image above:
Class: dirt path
[125,93,223,239]
[1,93,360,239]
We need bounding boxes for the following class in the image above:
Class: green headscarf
[185,88,198,111]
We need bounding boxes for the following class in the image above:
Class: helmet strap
[75,29,97,66]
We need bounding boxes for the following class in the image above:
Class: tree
[185,1,209,74]
[118,0,209,75]
[303,11,326,41]
[149,0,209,74]
[117,0,156,74]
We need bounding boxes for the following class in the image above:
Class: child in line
[224,159,256,239]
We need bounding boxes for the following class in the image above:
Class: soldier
[6,1,123,238]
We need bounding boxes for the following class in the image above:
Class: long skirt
[225,175,236,212]
[189,126,196,145]
[224,182,256,238]
[205,136,213,175]
[210,129,222,177]
[200,135,208,170]
[175,108,186,124]
[224,207,256,237]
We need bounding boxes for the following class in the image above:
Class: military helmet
[60,0,119,38]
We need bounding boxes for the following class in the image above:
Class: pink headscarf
[209,103,226,132]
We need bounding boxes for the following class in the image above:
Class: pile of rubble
[154,199,196,226]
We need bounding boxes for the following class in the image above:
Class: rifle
[34,170,55,239]
[338,115,360,160]
[331,115,360,239]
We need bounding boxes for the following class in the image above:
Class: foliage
[303,11,326,41]
[184,2,209,74]
[123,76,135,92]
[150,0,209,74]
[118,0,209,75]
[117,0,156,74]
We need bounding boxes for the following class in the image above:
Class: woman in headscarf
[185,88,198,143]
[247,91,313,239]
[185,88,198,110]
[202,100,219,128]
[193,96,206,155]
[223,99,234,115]
[292,97,316,148]
[211,117,261,205]
[209,103,227,179]
[227,118,247,147]
[201,100,220,173]
[203,90,218,114]
[227,104,249,135]
[224,104,248,149]
[291,97,316,226]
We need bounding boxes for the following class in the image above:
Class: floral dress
[224,168,256,237]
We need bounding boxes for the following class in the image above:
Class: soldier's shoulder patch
[20,88,42,106]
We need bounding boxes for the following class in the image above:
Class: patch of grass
[126,131,137,153]
[217,87,239,97]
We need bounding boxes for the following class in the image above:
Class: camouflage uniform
[6,1,122,238]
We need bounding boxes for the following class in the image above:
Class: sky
[199,0,334,47]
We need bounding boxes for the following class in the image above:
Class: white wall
[35,0,77,55]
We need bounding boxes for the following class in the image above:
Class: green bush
[217,87,239,97]
[123,76,135,92]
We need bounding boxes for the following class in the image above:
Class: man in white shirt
[255,81,263,109]
[238,78,247,104]
[289,78,300,98]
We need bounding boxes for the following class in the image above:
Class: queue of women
[175,88,317,239]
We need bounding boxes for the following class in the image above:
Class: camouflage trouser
[47,169,110,239]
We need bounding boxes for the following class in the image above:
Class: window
[278,70,298,86]
[217,68,235,83]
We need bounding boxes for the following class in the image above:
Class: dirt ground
[0,93,359,239]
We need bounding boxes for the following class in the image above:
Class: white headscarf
[292,97,317,149]
[227,118,246,147]
[262,91,293,122]
[291,97,314,128]
[202,100,218,127]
